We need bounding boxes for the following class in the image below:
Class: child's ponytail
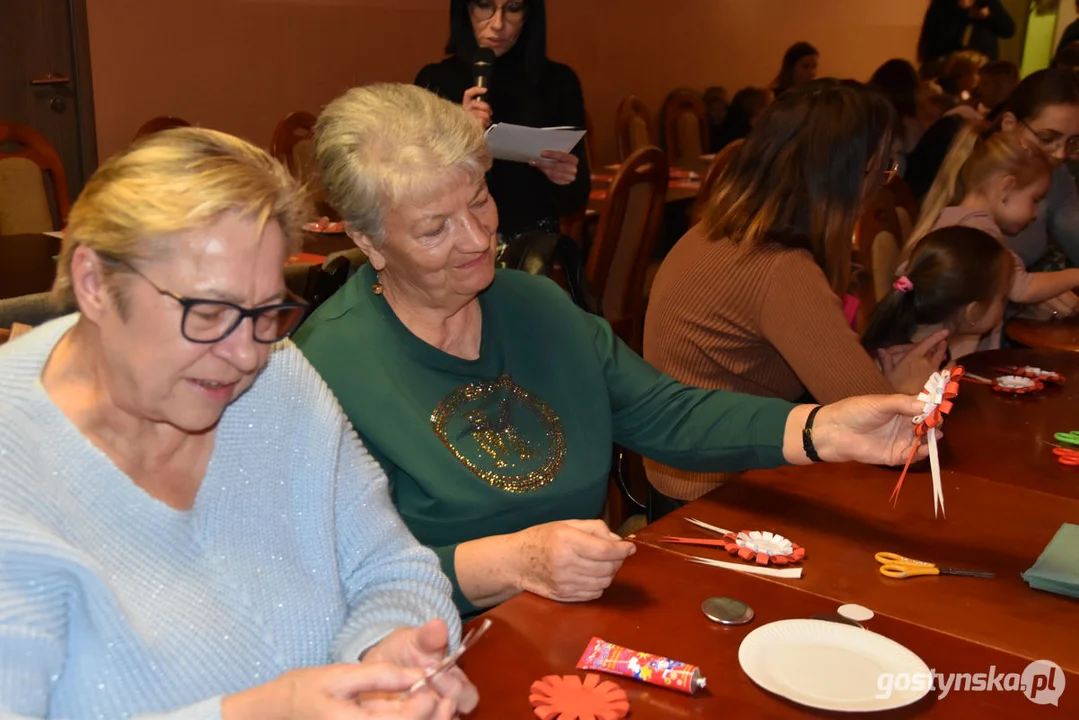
[863,226,1013,351]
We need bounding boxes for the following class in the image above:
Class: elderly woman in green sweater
[295,83,936,617]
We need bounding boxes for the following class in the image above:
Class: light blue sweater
[0,316,459,719]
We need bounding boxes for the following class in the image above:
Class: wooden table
[946,348,1079,499]
[0,233,61,299]
[1006,316,1079,352]
[632,466,1079,674]
[461,542,1074,717]
[588,161,706,212]
[461,346,1079,717]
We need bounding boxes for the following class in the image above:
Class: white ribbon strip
[685,517,733,536]
[687,556,803,579]
[915,370,950,519]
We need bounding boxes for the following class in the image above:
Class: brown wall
[86,0,930,165]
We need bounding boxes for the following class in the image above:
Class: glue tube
[576,637,706,694]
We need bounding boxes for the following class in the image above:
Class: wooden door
[0,0,97,199]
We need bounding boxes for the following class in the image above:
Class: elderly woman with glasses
[295,82,939,619]
[414,0,588,239]
[0,128,476,719]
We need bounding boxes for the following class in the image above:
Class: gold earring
[371,272,383,295]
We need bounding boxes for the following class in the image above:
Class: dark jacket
[415,45,590,239]
[917,0,1015,64]
[903,114,966,203]
[1058,19,1079,59]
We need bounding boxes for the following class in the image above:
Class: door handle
[30,74,72,86]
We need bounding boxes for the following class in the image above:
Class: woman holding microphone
[415,0,590,239]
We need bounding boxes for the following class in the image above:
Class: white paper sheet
[484,123,586,164]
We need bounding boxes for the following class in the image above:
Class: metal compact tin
[702,597,755,625]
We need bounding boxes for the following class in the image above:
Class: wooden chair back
[270,111,318,179]
[0,123,70,232]
[133,116,191,140]
[886,175,919,245]
[615,96,653,162]
[690,138,744,225]
[661,89,709,164]
[852,186,903,329]
[587,146,668,352]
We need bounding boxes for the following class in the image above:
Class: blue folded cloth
[1022,523,1079,598]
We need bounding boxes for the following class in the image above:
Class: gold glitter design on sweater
[431,373,565,493]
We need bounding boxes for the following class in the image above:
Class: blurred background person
[712,87,773,151]
[415,0,589,240]
[918,0,1015,67]
[772,42,819,97]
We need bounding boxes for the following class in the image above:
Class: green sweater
[295,264,795,614]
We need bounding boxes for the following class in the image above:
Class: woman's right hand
[1022,292,1079,321]
[223,663,456,720]
[462,87,492,129]
[510,519,636,602]
[879,328,949,396]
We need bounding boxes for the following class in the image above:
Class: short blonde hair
[54,127,305,307]
[314,83,492,244]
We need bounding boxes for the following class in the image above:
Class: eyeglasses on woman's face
[103,255,308,344]
[1019,118,1079,157]
[468,0,527,24]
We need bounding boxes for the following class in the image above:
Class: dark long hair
[704,79,895,296]
[445,0,548,84]
[773,42,818,96]
[986,67,1079,124]
[869,58,921,120]
[862,226,1012,351]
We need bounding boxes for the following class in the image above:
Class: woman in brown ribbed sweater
[643,79,949,514]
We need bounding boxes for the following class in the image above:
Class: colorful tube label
[576,636,705,694]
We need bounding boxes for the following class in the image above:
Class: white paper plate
[739,619,931,712]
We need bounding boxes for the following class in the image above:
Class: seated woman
[415,0,588,239]
[869,59,925,175]
[0,128,475,719]
[711,87,773,151]
[295,83,936,616]
[643,80,948,509]
[772,42,819,97]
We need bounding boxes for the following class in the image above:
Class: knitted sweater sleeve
[329,420,461,662]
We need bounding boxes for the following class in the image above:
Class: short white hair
[315,83,493,245]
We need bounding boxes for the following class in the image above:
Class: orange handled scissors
[875,552,995,579]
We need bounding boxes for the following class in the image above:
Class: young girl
[865,226,1013,361]
[908,125,1079,317]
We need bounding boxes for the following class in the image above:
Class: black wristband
[802,405,824,463]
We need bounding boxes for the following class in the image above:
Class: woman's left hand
[789,395,934,467]
[362,619,479,714]
[532,150,579,185]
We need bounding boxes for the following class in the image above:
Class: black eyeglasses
[1019,118,1079,156]
[468,0,527,23]
[101,255,308,344]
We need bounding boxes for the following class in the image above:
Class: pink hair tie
[893,276,914,293]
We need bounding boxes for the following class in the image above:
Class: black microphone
[473,48,495,89]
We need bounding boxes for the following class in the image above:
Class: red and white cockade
[890,367,964,518]
[992,374,1043,395]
